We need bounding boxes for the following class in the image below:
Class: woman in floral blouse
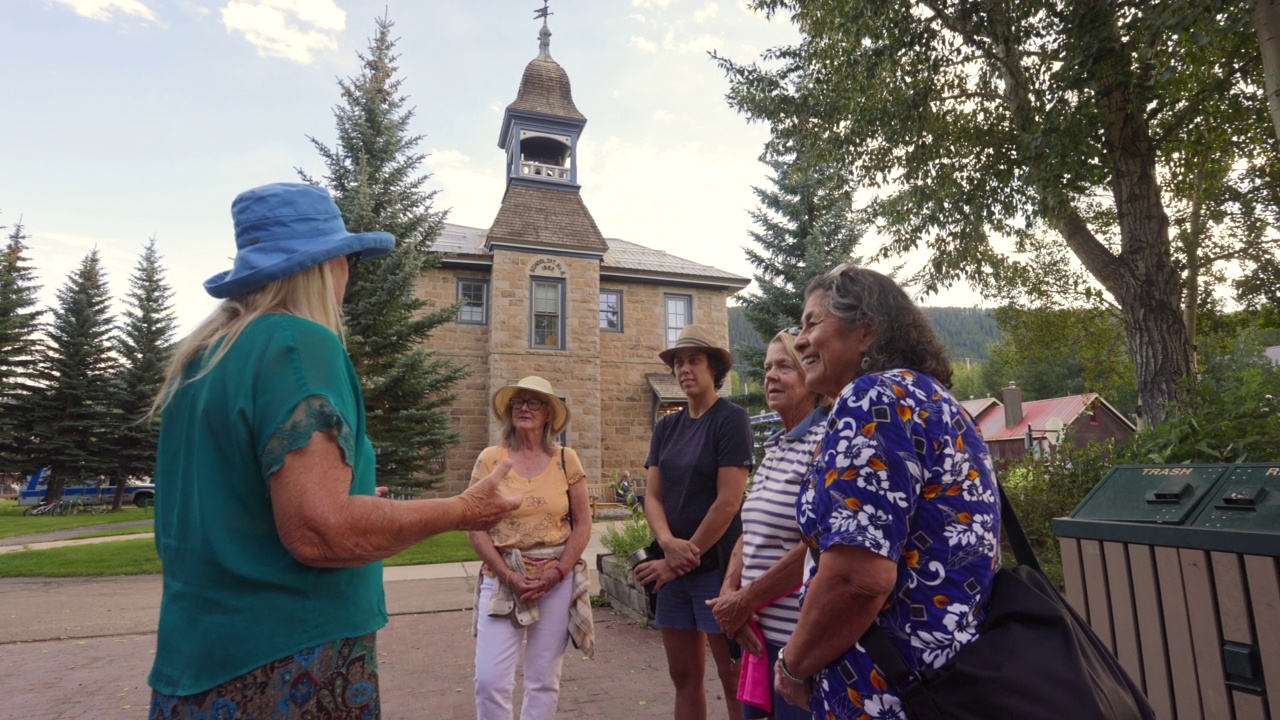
[774,264,1001,720]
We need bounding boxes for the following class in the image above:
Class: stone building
[416,21,748,494]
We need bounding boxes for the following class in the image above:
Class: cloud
[694,3,718,23]
[423,149,506,230]
[653,109,674,122]
[632,0,678,8]
[220,0,346,64]
[628,13,647,23]
[628,35,657,53]
[51,0,157,23]
[664,31,723,54]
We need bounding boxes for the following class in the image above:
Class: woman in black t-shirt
[636,325,755,720]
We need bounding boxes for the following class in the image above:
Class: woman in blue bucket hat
[146,183,521,719]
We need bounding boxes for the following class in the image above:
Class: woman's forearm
[687,495,741,560]
[741,542,805,607]
[783,545,896,678]
[282,494,472,567]
[467,529,509,578]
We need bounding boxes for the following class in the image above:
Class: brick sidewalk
[0,609,734,720]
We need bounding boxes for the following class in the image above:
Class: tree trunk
[1255,0,1280,146]
[1049,35,1196,426]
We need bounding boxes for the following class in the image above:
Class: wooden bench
[587,483,628,520]
[586,477,646,520]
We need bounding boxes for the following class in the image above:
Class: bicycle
[23,500,57,516]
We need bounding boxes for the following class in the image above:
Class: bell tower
[496,10,587,190]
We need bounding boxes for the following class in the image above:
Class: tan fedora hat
[491,376,571,435]
[658,325,733,371]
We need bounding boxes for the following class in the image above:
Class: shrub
[600,508,654,558]
[1001,439,1119,588]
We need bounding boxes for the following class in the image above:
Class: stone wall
[414,258,737,496]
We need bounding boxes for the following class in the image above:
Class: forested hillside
[727,306,999,361]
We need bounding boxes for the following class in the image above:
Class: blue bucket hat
[203,183,395,299]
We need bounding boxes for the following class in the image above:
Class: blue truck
[16,468,155,508]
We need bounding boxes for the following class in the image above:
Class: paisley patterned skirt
[149,633,380,720]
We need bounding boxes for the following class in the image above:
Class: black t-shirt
[645,398,754,572]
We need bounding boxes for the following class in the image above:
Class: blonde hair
[149,261,344,420]
[771,330,829,408]
[499,394,557,455]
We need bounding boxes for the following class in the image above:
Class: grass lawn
[0,530,478,578]
[0,498,152,539]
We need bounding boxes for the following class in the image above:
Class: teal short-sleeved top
[147,313,388,696]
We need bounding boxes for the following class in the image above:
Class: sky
[2,0,981,335]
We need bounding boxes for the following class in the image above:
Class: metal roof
[977,393,1136,442]
[431,222,749,288]
[959,397,1001,423]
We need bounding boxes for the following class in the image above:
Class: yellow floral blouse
[471,444,587,550]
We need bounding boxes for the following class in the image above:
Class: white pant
[474,573,574,720]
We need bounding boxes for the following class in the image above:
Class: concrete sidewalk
[0,522,746,718]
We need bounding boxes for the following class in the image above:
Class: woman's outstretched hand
[457,459,522,531]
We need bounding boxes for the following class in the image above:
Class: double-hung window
[664,293,692,347]
[599,289,623,332]
[456,279,488,325]
[531,278,564,349]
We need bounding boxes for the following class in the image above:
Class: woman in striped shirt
[708,329,827,720]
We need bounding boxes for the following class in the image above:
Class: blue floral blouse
[797,370,1001,720]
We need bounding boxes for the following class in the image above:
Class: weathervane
[535,0,553,59]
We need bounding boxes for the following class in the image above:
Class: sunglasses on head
[784,326,801,336]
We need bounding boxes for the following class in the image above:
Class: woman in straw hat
[468,375,595,720]
[146,182,519,720]
[636,325,755,720]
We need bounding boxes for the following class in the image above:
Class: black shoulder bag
[851,481,1156,720]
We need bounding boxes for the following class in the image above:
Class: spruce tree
[26,250,118,500]
[107,238,176,508]
[0,218,43,475]
[737,154,864,382]
[299,13,464,492]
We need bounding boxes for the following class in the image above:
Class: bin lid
[1069,465,1229,525]
[1189,464,1280,532]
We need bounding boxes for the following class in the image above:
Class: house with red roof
[961,384,1136,466]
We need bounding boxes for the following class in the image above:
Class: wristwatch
[776,647,808,685]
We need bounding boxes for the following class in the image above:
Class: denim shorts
[653,569,725,634]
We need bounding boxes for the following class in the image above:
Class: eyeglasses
[346,252,362,270]
[508,397,545,411]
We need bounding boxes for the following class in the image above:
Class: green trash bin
[1053,464,1280,720]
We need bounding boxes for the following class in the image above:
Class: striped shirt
[739,405,828,645]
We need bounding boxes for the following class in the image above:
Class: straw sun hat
[490,376,571,435]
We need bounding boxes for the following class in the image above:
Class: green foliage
[24,250,118,497]
[107,238,176,499]
[301,14,465,492]
[600,509,655,559]
[1002,440,1120,588]
[983,305,1138,414]
[716,0,1273,423]
[0,220,43,475]
[736,154,865,384]
[1119,369,1280,466]
[925,308,1000,363]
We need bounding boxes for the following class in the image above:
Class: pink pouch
[736,620,772,712]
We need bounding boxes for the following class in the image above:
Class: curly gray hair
[804,264,954,387]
